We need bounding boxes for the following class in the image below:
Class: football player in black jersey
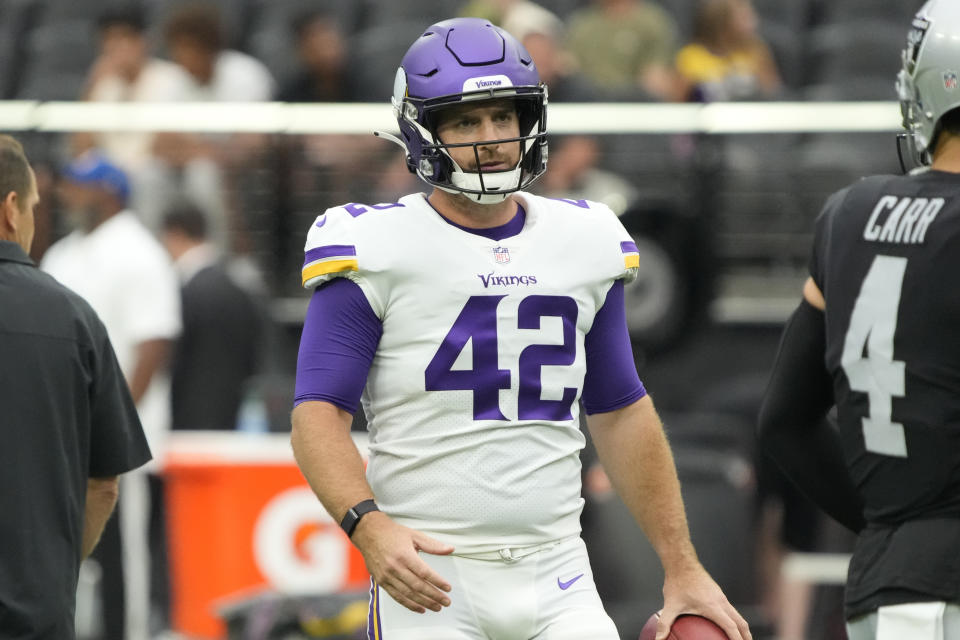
[758,1,960,638]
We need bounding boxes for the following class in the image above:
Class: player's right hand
[351,512,454,614]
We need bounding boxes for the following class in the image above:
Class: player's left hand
[656,564,752,640]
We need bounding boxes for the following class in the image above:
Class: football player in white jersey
[291,17,751,640]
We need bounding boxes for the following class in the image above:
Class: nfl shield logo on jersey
[493,246,511,264]
[944,71,958,91]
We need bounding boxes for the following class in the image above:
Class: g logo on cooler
[253,487,348,593]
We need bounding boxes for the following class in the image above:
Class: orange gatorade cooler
[163,432,370,638]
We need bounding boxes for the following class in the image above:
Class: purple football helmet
[382,18,548,203]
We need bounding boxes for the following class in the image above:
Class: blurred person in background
[462,0,638,103]
[42,152,181,640]
[458,0,558,40]
[675,0,782,102]
[155,201,264,630]
[161,200,264,432]
[76,6,192,242]
[0,134,151,640]
[535,135,638,215]
[758,2,960,638]
[566,0,685,101]
[162,2,274,103]
[78,7,190,183]
[458,0,517,24]
[460,0,654,101]
[276,8,384,215]
[148,1,275,253]
[510,8,585,102]
[278,11,354,103]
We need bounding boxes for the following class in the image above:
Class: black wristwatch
[340,499,380,538]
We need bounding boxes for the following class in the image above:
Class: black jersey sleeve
[86,313,152,477]
[809,187,851,292]
[758,299,866,533]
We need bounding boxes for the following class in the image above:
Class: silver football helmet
[896,0,960,167]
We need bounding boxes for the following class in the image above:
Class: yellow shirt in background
[676,42,769,100]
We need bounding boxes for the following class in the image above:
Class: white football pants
[847,602,960,640]
[366,536,619,640]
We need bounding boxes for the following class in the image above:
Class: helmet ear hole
[419,157,435,177]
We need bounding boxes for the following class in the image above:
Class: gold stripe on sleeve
[301,258,359,285]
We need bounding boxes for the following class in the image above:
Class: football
[639,612,730,640]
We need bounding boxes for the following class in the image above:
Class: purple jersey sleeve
[581,280,647,414]
[294,278,383,414]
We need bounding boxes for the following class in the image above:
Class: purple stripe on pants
[367,578,382,639]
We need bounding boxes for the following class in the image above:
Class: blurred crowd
[0,1,924,639]
[11,0,918,280]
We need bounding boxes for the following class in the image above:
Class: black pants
[90,512,124,640]
[89,474,170,639]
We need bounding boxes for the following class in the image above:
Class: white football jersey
[301,192,639,553]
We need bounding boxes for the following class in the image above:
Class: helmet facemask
[896,63,930,171]
[395,85,548,204]
[896,37,932,171]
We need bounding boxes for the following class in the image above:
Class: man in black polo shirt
[0,134,151,638]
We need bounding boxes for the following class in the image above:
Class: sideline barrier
[0,100,901,134]
[163,431,370,638]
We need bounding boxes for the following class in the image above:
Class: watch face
[342,501,377,536]
[341,509,359,534]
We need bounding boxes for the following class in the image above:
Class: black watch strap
[340,499,379,538]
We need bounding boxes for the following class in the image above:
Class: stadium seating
[247,0,363,88]
[252,0,362,33]
[34,0,138,22]
[711,134,809,265]
[802,78,897,102]
[350,19,434,102]
[758,21,805,92]
[794,131,903,224]
[804,20,906,87]
[0,1,33,99]
[145,0,254,52]
[753,0,810,31]
[357,0,454,31]
[16,19,95,100]
[816,0,923,27]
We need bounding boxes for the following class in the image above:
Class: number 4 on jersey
[840,255,908,457]
[423,296,511,420]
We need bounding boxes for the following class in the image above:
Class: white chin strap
[443,167,521,203]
